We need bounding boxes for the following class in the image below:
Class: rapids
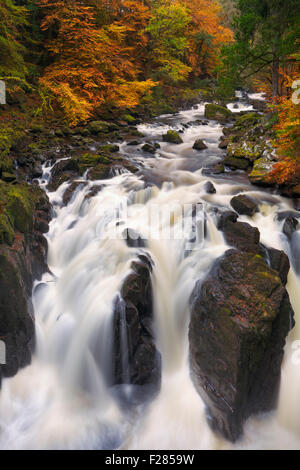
[0,97,299,450]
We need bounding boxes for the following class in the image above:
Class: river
[0,97,299,450]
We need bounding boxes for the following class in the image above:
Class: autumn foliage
[269,71,300,185]
[36,0,232,124]
[38,0,154,124]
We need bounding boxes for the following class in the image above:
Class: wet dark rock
[47,158,80,192]
[142,143,156,154]
[127,140,140,146]
[112,254,161,391]
[230,194,258,217]
[189,249,294,442]
[276,210,300,222]
[265,247,290,285]
[202,163,225,176]
[122,228,146,248]
[193,139,208,151]
[62,181,88,206]
[83,184,103,202]
[218,138,229,149]
[32,164,43,179]
[204,182,216,194]
[282,217,299,240]
[223,220,260,253]
[216,210,238,231]
[293,199,300,211]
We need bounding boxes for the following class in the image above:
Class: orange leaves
[38,0,154,125]
[184,0,233,76]
[269,71,300,185]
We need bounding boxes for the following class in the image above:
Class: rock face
[112,254,161,391]
[189,248,294,442]
[0,185,50,384]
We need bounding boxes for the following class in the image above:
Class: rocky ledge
[215,110,300,201]
[0,182,50,385]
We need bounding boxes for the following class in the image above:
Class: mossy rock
[122,114,136,124]
[249,156,276,186]
[163,130,183,144]
[223,156,250,170]
[77,153,111,167]
[227,141,266,163]
[99,144,120,154]
[0,156,14,174]
[0,212,15,245]
[234,113,261,129]
[204,103,233,122]
[142,143,156,154]
[1,172,16,183]
[6,186,33,233]
[29,124,43,134]
[87,121,110,135]
[88,164,112,180]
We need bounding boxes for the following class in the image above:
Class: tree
[146,0,192,84]
[38,0,154,125]
[219,0,300,96]
[0,0,29,93]
[185,0,233,77]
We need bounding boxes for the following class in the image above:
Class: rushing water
[0,97,299,450]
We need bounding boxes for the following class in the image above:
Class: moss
[6,186,33,233]
[235,113,261,129]
[87,121,110,135]
[163,130,183,144]
[89,164,111,180]
[223,156,250,170]
[204,103,233,122]
[227,141,266,162]
[99,144,120,154]
[249,156,276,185]
[122,114,136,124]
[0,212,15,245]
[78,153,111,166]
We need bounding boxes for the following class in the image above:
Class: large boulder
[193,139,208,151]
[162,130,183,144]
[249,156,276,186]
[205,104,233,122]
[222,219,260,253]
[230,194,258,217]
[189,248,294,441]
[226,141,266,163]
[112,254,161,392]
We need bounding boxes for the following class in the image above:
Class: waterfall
[0,97,299,449]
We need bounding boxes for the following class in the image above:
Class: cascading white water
[0,99,300,450]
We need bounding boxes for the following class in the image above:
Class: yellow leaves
[184,0,233,76]
[110,79,155,108]
[269,71,300,184]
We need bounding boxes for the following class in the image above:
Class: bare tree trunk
[272,34,280,97]
[272,57,279,97]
